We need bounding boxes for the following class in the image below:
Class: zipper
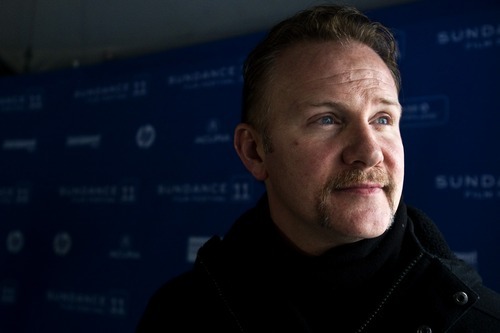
[355,252,424,332]
[198,256,247,332]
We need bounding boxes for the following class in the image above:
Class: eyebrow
[377,98,402,112]
[309,98,402,113]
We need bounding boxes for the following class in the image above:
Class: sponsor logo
[157,176,253,203]
[186,236,210,263]
[435,174,500,199]
[2,139,37,152]
[53,232,72,256]
[136,124,156,149]
[401,95,449,127]
[73,78,148,104]
[46,289,128,316]
[58,182,138,204]
[167,65,240,89]
[0,92,43,112]
[393,29,406,59]
[108,234,141,260]
[66,134,101,148]
[194,118,231,145]
[0,184,31,204]
[6,230,24,254]
[437,22,500,50]
[0,280,18,304]
[454,251,478,268]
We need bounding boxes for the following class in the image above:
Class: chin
[332,210,394,239]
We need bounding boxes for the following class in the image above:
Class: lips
[337,182,384,189]
[336,184,384,194]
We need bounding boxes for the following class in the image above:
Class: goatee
[317,168,396,229]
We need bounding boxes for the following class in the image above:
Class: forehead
[272,41,397,92]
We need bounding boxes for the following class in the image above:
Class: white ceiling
[0,0,417,75]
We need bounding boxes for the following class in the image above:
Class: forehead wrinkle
[283,78,399,114]
[297,80,401,116]
[320,68,396,87]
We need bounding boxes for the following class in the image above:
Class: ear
[234,123,268,181]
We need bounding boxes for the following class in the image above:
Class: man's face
[261,41,404,253]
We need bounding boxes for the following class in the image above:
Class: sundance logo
[157,177,253,203]
[46,289,128,316]
[167,65,239,89]
[59,184,137,204]
[73,79,148,104]
[0,92,43,112]
[0,184,31,204]
[437,22,500,50]
[435,174,500,199]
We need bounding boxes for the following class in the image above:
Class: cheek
[395,141,405,167]
[271,129,339,175]
[289,139,336,178]
[387,141,405,180]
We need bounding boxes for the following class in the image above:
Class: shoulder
[134,271,200,332]
[135,237,234,332]
[141,237,226,310]
[475,285,500,317]
[451,284,500,331]
[405,205,500,327]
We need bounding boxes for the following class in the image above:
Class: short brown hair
[241,4,401,142]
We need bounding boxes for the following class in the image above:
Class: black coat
[136,195,500,332]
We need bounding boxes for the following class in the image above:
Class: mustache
[325,168,393,192]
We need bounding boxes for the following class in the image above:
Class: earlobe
[234,124,268,181]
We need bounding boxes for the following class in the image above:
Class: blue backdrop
[0,1,498,332]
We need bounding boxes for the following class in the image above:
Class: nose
[341,124,383,168]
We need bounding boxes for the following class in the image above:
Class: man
[136,4,500,332]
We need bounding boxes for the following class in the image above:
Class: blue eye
[319,116,334,125]
[375,116,390,125]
